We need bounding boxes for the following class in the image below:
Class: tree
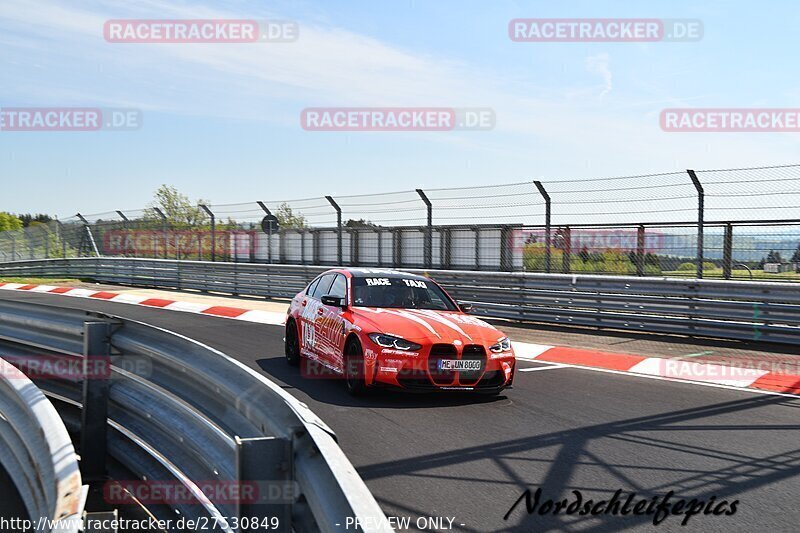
[17,213,53,227]
[275,202,307,229]
[766,250,783,264]
[0,212,23,232]
[791,244,800,263]
[145,185,209,228]
[344,218,378,228]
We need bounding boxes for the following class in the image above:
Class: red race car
[284,268,516,395]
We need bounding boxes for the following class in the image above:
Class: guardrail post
[152,207,169,260]
[533,181,552,273]
[416,189,433,269]
[723,222,733,279]
[116,210,131,258]
[636,225,646,276]
[199,205,216,262]
[256,202,273,264]
[81,320,112,482]
[325,196,343,265]
[76,213,100,257]
[687,169,704,278]
[236,436,292,532]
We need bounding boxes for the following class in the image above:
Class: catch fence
[2,163,800,281]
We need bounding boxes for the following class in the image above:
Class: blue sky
[1,0,800,218]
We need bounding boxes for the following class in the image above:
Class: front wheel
[344,338,367,396]
[285,320,301,366]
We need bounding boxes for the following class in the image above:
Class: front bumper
[366,342,515,392]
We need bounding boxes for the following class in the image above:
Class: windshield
[351,276,458,311]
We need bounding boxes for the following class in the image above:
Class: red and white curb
[0,282,285,325]
[513,342,800,397]
[2,282,799,397]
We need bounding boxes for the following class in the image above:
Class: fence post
[42,225,49,259]
[416,189,433,269]
[199,205,216,262]
[81,320,111,482]
[393,229,402,267]
[152,208,169,259]
[115,210,130,258]
[723,223,733,279]
[562,226,571,274]
[76,213,100,257]
[56,220,67,258]
[636,225,646,276]
[687,169,704,279]
[474,227,480,270]
[9,234,16,261]
[26,229,35,259]
[377,230,383,267]
[533,181,552,273]
[256,202,273,264]
[325,196,343,265]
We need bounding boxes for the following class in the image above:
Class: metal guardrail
[0,357,84,532]
[0,297,390,532]
[1,257,798,346]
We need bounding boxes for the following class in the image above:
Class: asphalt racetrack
[2,290,798,532]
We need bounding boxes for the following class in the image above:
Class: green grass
[662,268,800,281]
[0,277,81,285]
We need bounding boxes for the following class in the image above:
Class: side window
[328,274,347,301]
[428,290,448,310]
[306,277,321,296]
[311,274,335,299]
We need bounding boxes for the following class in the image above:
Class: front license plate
[438,359,482,371]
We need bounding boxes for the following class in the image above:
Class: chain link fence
[3,163,800,281]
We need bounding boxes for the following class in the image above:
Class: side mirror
[321,295,346,308]
[459,302,473,313]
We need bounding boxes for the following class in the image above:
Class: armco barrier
[0,298,390,532]
[0,358,84,532]
[1,257,800,346]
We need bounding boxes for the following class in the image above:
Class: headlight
[368,333,422,351]
[489,337,511,353]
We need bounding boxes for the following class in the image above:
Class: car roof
[331,268,430,281]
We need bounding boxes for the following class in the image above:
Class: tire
[344,338,367,396]
[285,320,301,367]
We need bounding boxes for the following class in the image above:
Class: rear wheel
[344,338,367,396]
[285,320,301,366]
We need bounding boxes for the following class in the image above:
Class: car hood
[350,307,506,346]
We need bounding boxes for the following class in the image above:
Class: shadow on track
[355,394,800,532]
[255,356,507,408]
